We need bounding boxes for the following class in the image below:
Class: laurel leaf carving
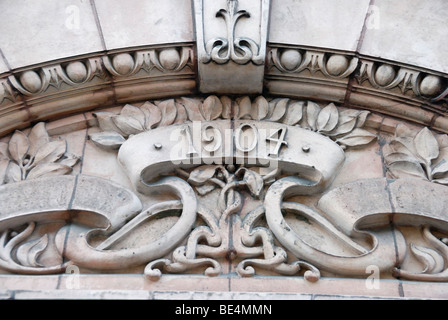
[27,163,72,180]
[282,101,304,126]
[202,95,222,121]
[268,98,288,122]
[251,96,269,121]
[140,101,162,129]
[414,127,439,165]
[188,165,217,185]
[335,128,377,148]
[317,103,339,133]
[89,131,126,150]
[8,130,29,164]
[305,101,321,131]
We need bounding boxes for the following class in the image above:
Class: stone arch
[0,0,448,300]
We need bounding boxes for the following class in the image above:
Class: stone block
[360,0,448,73]
[94,0,194,50]
[0,0,103,69]
[269,0,371,51]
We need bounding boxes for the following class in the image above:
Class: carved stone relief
[0,122,79,185]
[195,0,270,93]
[1,95,448,285]
[266,45,448,132]
[0,44,196,137]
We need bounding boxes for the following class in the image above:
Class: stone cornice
[266,44,448,130]
[0,44,197,137]
[0,43,447,138]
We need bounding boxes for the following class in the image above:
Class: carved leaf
[316,103,339,133]
[236,96,252,119]
[59,153,80,168]
[112,115,145,136]
[431,159,448,179]
[5,162,21,183]
[27,122,50,157]
[387,161,427,180]
[268,98,288,122]
[27,162,72,180]
[434,146,448,168]
[0,142,9,160]
[201,95,222,121]
[16,235,49,267]
[89,131,126,150]
[335,128,376,147]
[236,168,264,198]
[157,99,178,127]
[328,115,357,136]
[385,152,420,166]
[121,104,146,128]
[414,127,439,165]
[8,130,29,164]
[220,96,233,119]
[195,183,216,196]
[188,165,217,185]
[0,159,9,184]
[355,111,370,128]
[140,102,162,129]
[173,103,188,124]
[390,137,419,158]
[179,97,204,121]
[33,140,66,165]
[432,177,448,185]
[282,101,304,126]
[93,111,122,134]
[336,109,370,132]
[306,101,321,131]
[250,96,269,121]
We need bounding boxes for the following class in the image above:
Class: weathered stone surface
[0,175,76,229]
[269,0,371,51]
[388,179,448,231]
[0,0,448,300]
[319,178,448,233]
[70,175,142,230]
[360,0,448,73]
[95,0,193,50]
[0,175,142,231]
[195,0,270,94]
[0,0,103,69]
[318,178,392,236]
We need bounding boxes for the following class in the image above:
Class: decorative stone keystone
[194,0,270,94]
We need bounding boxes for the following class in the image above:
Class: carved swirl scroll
[0,175,142,274]
[56,177,197,270]
[265,176,406,276]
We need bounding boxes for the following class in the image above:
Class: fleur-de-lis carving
[204,0,263,65]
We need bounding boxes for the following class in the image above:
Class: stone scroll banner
[0,175,142,232]
[118,120,346,195]
[318,177,448,235]
[0,174,143,274]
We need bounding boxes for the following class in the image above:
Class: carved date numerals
[266,128,288,157]
[181,125,199,157]
[178,122,288,161]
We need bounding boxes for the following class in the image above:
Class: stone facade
[0,0,448,300]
